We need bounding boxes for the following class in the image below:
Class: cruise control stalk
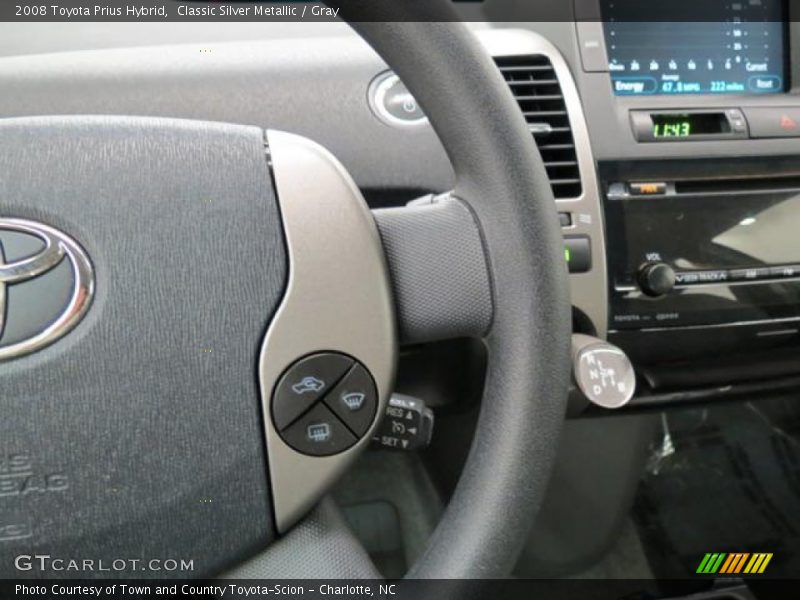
[372,394,434,451]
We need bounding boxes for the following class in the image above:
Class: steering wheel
[0,0,570,581]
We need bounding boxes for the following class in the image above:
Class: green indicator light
[564,247,571,263]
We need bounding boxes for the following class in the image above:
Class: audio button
[729,267,770,282]
[770,265,800,279]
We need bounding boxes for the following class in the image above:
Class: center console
[566,0,800,401]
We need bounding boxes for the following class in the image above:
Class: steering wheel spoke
[373,195,493,345]
[260,131,396,532]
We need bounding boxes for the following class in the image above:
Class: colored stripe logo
[696,553,773,574]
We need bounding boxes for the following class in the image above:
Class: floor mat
[633,400,800,579]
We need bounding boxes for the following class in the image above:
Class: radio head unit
[605,176,800,331]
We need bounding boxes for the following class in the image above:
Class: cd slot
[607,174,800,200]
[674,175,800,195]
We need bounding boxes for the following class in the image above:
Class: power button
[369,72,429,127]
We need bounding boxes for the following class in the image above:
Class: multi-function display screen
[602,0,786,96]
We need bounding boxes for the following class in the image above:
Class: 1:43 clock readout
[653,121,692,138]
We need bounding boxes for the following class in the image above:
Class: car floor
[569,518,654,579]
[333,448,657,581]
[333,450,443,579]
[333,397,800,585]
[633,398,800,579]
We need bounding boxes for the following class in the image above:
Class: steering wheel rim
[0,2,571,583]
[336,4,572,578]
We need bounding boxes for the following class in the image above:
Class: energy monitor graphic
[602,0,786,95]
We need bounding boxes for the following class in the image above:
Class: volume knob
[638,262,676,297]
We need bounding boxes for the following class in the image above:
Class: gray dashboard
[3,19,797,172]
[0,26,452,191]
[0,24,610,335]
[1,18,798,345]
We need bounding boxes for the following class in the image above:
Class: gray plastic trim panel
[478,29,608,337]
[259,130,397,533]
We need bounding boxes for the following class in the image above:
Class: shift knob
[572,334,636,409]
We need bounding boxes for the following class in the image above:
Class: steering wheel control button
[272,353,353,430]
[572,334,636,410]
[272,353,381,454]
[280,403,357,457]
[369,72,428,127]
[322,363,378,437]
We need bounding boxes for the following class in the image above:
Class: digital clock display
[650,113,729,138]
[654,120,692,138]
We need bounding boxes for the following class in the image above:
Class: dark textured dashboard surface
[0,34,454,193]
[0,19,797,183]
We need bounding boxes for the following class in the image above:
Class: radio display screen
[605,188,800,329]
[602,0,787,96]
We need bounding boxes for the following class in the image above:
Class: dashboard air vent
[495,55,583,199]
